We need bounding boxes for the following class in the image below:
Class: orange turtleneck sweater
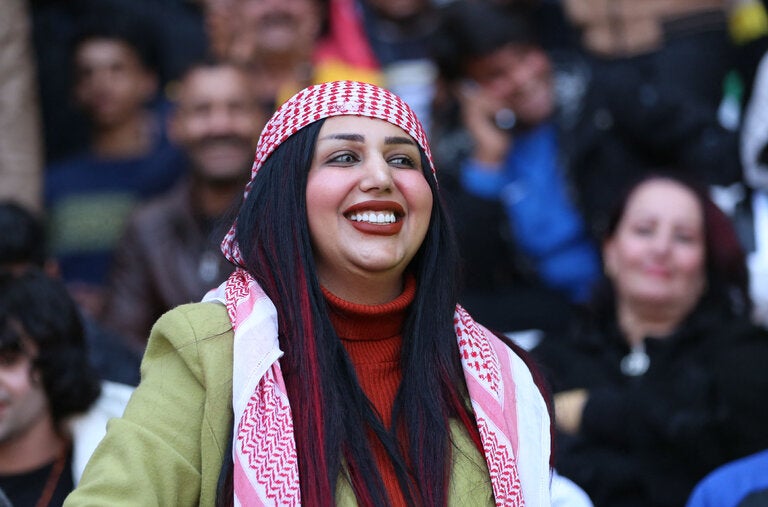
[321,276,416,507]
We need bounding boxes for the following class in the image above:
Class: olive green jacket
[64,302,495,506]
[65,303,234,506]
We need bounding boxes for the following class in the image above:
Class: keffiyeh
[202,270,551,506]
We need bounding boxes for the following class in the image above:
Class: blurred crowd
[2,0,768,505]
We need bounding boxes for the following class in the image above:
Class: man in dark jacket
[101,60,265,350]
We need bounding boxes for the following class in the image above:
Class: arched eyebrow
[319,133,364,142]
[318,134,416,146]
[385,136,416,146]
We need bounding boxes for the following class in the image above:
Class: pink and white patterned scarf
[211,81,551,505]
[202,269,551,506]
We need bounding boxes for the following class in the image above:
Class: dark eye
[191,103,212,116]
[329,152,358,165]
[389,155,417,168]
[631,224,654,236]
[674,232,697,244]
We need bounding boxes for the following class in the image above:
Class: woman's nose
[359,157,394,192]
[650,233,673,255]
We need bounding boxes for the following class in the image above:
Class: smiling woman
[603,178,708,342]
[63,81,553,506]
[530,173,768,507]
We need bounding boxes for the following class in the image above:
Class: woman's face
[603,179,707,312]
[306,116,433,302]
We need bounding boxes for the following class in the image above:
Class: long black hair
[0,269,101,426]
[230,118,481,505]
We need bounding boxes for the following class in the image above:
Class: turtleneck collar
[321,274,416,341]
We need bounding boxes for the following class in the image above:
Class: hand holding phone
[456,80,515,167]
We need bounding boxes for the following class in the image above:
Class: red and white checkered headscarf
[221,80,436,265]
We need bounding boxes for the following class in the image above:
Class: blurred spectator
[0,269,133,506]
[205,0,443,128]
[0,0,43,212]
[728,0,768,106]
[737,49,768,326]
[101,60,264,350]
[429,0,600,331]
[686,449,768,507]
[314,0,440,131]
[31,0,208,164]
[531,173,768,507]
[44,14,186,319]
[741,53,768,189]
[431,0,742,242]
[0,201,141,386]
[562,0,734,108]
[0,203,51,276]
[202,0,324,113]
[467,0,582,52]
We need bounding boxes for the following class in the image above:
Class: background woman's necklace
[620,342,650,376]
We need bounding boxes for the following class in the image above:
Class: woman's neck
[319,271,405,306]
[616,298,692,346]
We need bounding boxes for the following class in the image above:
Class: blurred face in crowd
[305,116,433,303]
[235,0,321,59]
[74,39,157,128]
[603,179,707,315]
[169,65,263,183]
[464,43,554,127]
[202,0,237,59]
[0,334,50,449]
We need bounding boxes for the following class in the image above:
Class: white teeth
[349,211,397,224]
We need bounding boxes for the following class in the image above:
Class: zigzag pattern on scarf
[455,305,525,506]
[224,270,253,325]
[225,269,530,506]
[237,368,300,504]
[475,412,525,506]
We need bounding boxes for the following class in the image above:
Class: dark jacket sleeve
[65,303,233,506]
[101,212,163,349]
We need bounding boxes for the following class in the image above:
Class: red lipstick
[344,200,405,236]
